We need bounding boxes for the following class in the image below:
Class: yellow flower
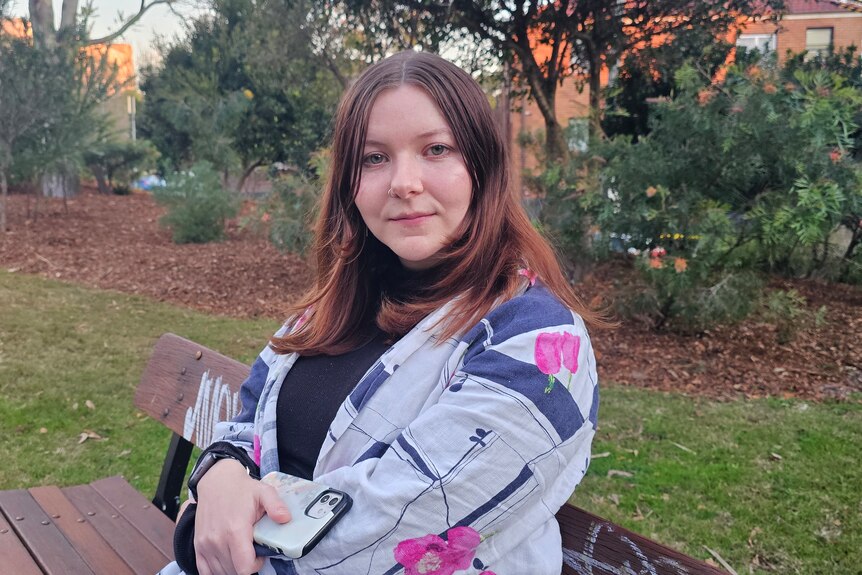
[243,88,254,100]
[674,257,688,273]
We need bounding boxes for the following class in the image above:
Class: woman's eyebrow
[364,128,454,147]
[417,128,453,139]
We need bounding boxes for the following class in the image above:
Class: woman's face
[355,84,472,271]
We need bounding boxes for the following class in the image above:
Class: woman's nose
[388,156,424,198]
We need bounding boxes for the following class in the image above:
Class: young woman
[162,50,601,575]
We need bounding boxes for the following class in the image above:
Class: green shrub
[245,151,327,256]
[84,139,159,194]
[153,162,238,244]
[760,289,827,344]
[535,54,862,333]
[614,249,763,333]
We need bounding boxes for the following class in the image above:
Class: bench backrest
[135,333,725,575]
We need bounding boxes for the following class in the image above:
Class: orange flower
[697,89,715,106]
[747,65,762,79]
[646,186,657,198]
[649,258,664,270]
[674,257,688,273]
[763,83,777,94]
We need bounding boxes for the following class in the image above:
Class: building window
[805,28,833,59]
[736,33,776,55]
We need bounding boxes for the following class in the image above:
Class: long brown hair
[272,51,602,356]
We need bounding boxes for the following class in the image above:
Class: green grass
[573,388,862,573]
[2,269,860,574]
[0,269,279,495]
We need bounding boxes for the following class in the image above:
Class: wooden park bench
[0,333,727,575]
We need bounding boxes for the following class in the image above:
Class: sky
[10,0,203,67]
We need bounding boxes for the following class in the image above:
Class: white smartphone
[252,471,352,559]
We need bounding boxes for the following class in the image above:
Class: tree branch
[60,0,79,32]
[85,0,176,46]
[29,0,57,48]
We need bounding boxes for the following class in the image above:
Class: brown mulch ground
[2,188,860,402]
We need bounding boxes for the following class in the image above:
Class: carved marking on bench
[183,371,241,447]
[563,520,693,575]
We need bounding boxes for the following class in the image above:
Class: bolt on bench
[0,333,726,575]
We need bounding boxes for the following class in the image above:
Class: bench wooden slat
[136,332,251,518]
[0,489,95,574]
[64,483,172,574]
[558,504,725,574]
[89,477,175,560]
[135,332,250,441]
[0,510,43,575]
[29,485,136,575]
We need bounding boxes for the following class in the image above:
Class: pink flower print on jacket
[253,434,262,466]
[394,526,483,575]
[518,268,538,286]
[535,331,581,393]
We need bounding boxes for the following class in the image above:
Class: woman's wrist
[187,441,260,500]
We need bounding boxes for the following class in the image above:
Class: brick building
[737,0,862,60]
[510,0,862,196]
[85,42,138,141]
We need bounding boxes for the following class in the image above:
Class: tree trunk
[587,45,604,140]
[59,0,79,31]
[237,160,264,194]
[29,0,58,49]
[842,226,860,269]
[91,165,112,194]
[42,170,79,198]
[0,167,8,233]
[545,120,568,161]
[511,44,567,160]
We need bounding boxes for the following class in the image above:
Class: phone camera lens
[320,494,330,503]
[329,497,339,506]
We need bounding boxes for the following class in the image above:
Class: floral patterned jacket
[160,281,598,575]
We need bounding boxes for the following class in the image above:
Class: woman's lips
[392,213,433,224]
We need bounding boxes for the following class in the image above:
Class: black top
[276,328,391,479]
[275,263,437,479]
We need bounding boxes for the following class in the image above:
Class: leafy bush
[759,289,827,344]
[84,140,159,195]
[614,246,763,333]
[153,162,238,244]
[256,173,319,256]
[535,54,862,332]
[245,150,327,256]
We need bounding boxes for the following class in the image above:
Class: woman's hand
[193,459,292,575]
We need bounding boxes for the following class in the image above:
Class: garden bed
[1,189,859,402]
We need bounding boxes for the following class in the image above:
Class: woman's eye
[364,153,385,165]
[428,144,449,156]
